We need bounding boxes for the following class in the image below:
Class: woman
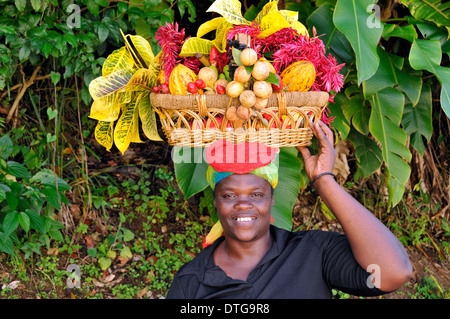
[166,120,412,299]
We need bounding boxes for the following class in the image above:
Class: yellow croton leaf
[179,37,214,57]
[197,17,227,38]
[114,93,143,154]
[280,9,299,23]
[254,1,279,25]
[120,30,154,69]
[126,68,155,92]
[138,92,162,141]
[89,68,135,100]
[257,11,291,38]
[94,121,114,152]
[212,20,232,53]
[290,20,308,37]
[102,46,135,77]
[89,93,122,122]
[207,0,250,26]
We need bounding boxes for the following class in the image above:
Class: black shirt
[166,225,388,299]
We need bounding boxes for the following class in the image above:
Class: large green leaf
[173,147,209,199]
[399,0,450,28]
[333,0,383,84]
[271,147,301,231]
[347,129,382,178]
[369,87,411,207]
[307,4,353,69]
[409,39,450,118]
[363,47,423,106]
[402,85,433,156]
[341,94,370,135]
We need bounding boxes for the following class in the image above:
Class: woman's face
[214,174,274,243]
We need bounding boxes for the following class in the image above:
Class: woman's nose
[235,198,254,210]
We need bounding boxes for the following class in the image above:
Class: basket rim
[150,90,329,110]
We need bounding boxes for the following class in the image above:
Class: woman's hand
[296,120,337,181]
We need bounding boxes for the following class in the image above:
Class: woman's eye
[251,193,263,198]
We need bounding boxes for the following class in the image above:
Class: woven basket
[150,91,329,148]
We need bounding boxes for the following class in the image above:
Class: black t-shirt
[166,225,389,299]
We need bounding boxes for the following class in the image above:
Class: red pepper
[209,46,219,67]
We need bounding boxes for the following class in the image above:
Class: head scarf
[202,139,279,248]
[205,139,279,190]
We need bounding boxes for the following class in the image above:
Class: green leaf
[369,87,411,207]
[42,185,61,211]
[307,4,353,67]
[271,148,301,231]
[265,72,279,86]
[0,134,13,160]
[0,232,15,256]
[173,147,209,199]
[48,228,63,242]
[3,212,19,237]
[50,72,61,85]
[348,129,382,178]
[26,209,45,234]
[409,39,450,118]
[341,94,370,135]
[120,246,132,258]
[6,161,31,179]
[47,107,58,120]
[333,0,383,84]
[14,0,26,12]
[402,85,433,156]
[98,23,110,43]
[122,228,134,242]
[98,257,112,270]
[18,212,30,233]
[31,0,41,11]
[399,0,450,28]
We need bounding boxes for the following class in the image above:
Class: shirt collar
[201,225,294,287]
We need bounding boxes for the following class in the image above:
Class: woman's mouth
[233,216,257,223]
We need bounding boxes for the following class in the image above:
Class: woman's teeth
[235,217,255,222]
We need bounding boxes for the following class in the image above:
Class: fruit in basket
[226,81,244,98]
[234,65,251,83]
[253,97,269,110]
[236,105,251,119]
[253,80,273,99]
[258,57,276,74]
[239,90,256,108]
[169,64,198,95]
[214,78,228,92]
[195,79,206,89]
[161,83,170,94]
[198,66,218,89]
[226,106,239,121]
[280,61,316,92]
[187,82,198,94]
[216,85,226,94]
[251,61,270,81]
[240,48,258,66]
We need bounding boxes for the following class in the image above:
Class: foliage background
[0,0,448,298]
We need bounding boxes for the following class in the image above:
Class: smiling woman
[166,124,412,299]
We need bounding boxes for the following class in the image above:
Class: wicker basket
[150,91,329,148]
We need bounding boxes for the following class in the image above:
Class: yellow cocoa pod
[169,64,198,95]
[280,61,316,92]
